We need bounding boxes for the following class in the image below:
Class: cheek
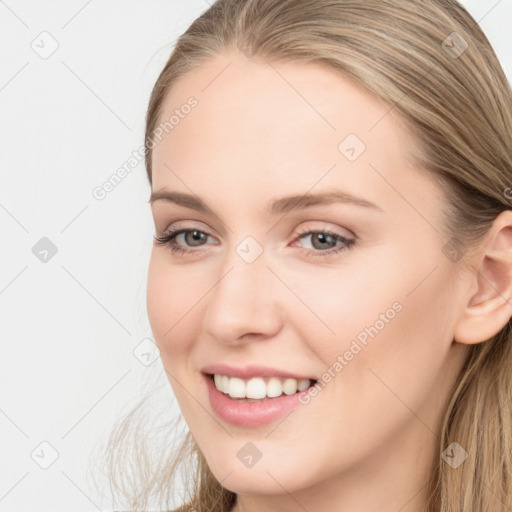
[146,253,207,417]
[325,256,457,426]
[286,242,457,408]
[146,251,200,358]
[274,252,408,365]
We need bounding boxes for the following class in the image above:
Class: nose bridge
[202,237,283,343]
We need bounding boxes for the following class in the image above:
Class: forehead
[150,53,434,215]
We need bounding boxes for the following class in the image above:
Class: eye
[153,226,356,258]
[293,228,355,258]
[153,227,216,255]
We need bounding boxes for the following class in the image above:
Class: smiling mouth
[208,373,318,401]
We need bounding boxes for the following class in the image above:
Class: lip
[203,373,312,428]
[201,363,316,381]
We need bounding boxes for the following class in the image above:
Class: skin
[146,51,512,512]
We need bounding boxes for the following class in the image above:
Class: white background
[1,1,511,511]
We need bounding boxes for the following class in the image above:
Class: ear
[453,210,512,345]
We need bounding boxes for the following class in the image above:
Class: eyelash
[154,226,355,258]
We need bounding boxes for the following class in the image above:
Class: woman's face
[147,53,470,506]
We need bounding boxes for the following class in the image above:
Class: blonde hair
[105,1,512,510]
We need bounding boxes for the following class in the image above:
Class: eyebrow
[149,189,383,214]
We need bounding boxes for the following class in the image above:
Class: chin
[218,471,296,496]
[204,452,317,496]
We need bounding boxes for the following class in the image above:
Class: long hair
[104,1,512,511]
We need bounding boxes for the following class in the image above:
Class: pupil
[188,230,205,246]
[314,233,334,249]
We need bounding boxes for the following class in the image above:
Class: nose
[202,248,284,345]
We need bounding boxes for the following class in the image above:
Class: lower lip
[204,374,310,428]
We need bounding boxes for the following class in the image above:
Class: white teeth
[212,374,313,399]
[246,377,267,399]
[221,375,230,394]
[228,377,246,398]
[282,378,298,395]
[297,378,310,391]
[267,377,283,398]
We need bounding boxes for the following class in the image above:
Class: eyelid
[157,221,354,244]
[155,221,356,259]
[295,221,356,239]
[159,219,213,235]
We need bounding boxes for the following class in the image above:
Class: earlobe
[453,211,512,345]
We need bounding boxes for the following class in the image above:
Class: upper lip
[201,363,317,381]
